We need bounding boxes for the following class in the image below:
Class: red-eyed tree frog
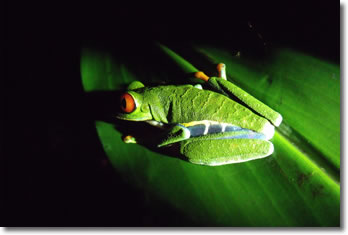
[116,63,282,166]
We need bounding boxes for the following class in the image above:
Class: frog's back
[149,85,268,133]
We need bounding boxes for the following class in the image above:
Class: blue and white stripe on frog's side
[180,120,272,140]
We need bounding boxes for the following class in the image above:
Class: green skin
[116,73,282,166]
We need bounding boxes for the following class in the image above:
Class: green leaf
[80,44,340,226]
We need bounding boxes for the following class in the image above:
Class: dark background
[3,1,339,226]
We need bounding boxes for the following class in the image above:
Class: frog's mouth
[115,112,153,121]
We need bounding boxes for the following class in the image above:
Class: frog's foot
[217,63,227,80]
[123,135,137,144]
[194,62,227,82]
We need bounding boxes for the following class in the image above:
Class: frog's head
[116,81,153,121]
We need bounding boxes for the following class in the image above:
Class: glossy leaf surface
[80,44,340,226]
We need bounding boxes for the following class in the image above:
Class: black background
[3,1,339,226]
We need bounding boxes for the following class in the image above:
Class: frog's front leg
[157,124,191,147]
[195,63,282,127]
[180,132,274,166]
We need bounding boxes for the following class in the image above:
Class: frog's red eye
[120,93,135,113]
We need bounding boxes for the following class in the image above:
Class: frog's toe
[194,71,210,82]
[217,63,227,80]
[123,135,137,144]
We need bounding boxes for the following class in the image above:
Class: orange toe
[194,71,210,82]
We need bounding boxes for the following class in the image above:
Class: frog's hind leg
[195,63,282,127]
[180,133,274,166]
[209,76,282,126]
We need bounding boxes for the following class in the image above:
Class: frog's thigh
[181,138,274,166]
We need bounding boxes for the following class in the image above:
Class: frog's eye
[120,93,136,113]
